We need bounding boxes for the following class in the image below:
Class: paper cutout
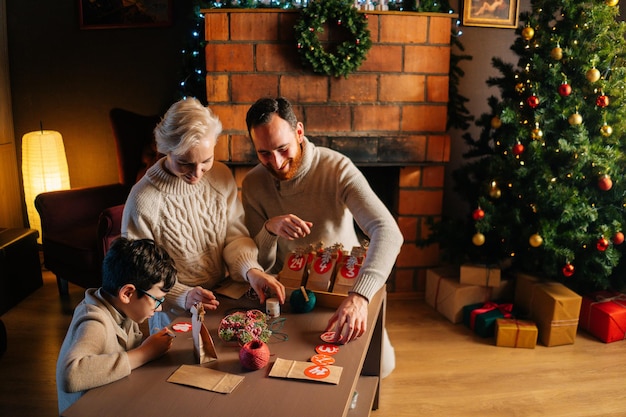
[269,357,342,384]
[191,303,218,364]
[315,343,340,355]
[310,354,335,366]
[167,365,244,393]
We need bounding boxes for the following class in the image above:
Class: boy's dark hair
[102,237,176,297]
[245,97,298,138]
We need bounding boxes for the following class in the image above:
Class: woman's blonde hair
[154,97,223,156]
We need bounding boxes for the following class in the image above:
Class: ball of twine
[239,340,270,370]
[290,286,316,313]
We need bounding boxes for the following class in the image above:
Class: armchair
[35,108,160,295]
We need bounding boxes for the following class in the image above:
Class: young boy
[56,237,177,414]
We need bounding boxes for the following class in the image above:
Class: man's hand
[325,292,368,344]
[247,268,286,304]
[265,214,313,240]
[185,286,219,311]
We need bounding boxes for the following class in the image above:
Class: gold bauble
[472,233,486,246]
[606,0,619,7]
[489,186,502,199]
[491,116,502,129]
[600,124,613,137]
[529,233,543,248]
[515,83,525,94]
[522,27,535,41]
[550,47,563,60]
[568,112,583,125]
[531,124,543,140]
[586,68,601,83]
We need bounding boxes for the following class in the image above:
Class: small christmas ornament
[600,123,613,137]
[562,263,575,277]
[529,233,543,248]
[558,82,572,97]
[515,82,526,94]
[596,237,610,252]
[586,67,601,83]
[531,123,543,140]
[513,142,524,156]
[472,232,486,246]
[472,207,485,221]
[606,0,619,7]
[596,94,609,108]
[613,232,625,245]
[550,46,563,60]
[489,182,502,199]
[598,175,613,191]
[491,116,502,129]
[568,112,582,125]
[526,95,539,108]
[521,26,535,41]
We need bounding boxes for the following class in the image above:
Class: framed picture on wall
[79,0,173,29]
[462,0,520,29]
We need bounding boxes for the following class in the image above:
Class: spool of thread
[239,340,270,370]
[266,297,280,318]
[290,286,316,313]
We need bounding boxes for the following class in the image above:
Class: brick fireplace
[203,9,452,298]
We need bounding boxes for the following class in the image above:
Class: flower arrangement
[218,309,272,344]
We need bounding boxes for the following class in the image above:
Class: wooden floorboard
[1,268,625,416]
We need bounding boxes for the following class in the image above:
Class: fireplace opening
[354,166,400,244]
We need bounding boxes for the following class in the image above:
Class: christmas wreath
[294,0,372,78]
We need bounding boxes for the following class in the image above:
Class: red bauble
[558,83,572,97]
[597,237,610,251]
[562,263,575,277]
[472,208,485,221]
[596,95,610,107]
[598,175,613,191]
[513,143,524,155]
[526,95,540,108]
[613,232,625,245]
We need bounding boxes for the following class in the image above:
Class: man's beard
[264,145,303,181]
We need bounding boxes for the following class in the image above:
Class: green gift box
[463,301,514,338]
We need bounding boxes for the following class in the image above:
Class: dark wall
[7,0,194,189]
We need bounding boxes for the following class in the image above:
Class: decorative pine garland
[294,0,372,78]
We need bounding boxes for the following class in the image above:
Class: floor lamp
[21,129,71,243]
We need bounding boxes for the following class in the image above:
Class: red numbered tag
[304,365,331,380]
[339,264,360,280]
[311,354,336,366]
[315,343,340,355]
[286,254,306,272]
[320,331,342,343]
[172,322,192,332]
[314,257,332,274]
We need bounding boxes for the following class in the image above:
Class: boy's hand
[128,328,173,369]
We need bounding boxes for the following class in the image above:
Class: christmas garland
[294,0,372,78]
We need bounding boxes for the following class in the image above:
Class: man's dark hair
[246,97,298,138]
[102,237,176,297]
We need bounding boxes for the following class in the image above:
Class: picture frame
[462,0,520,29]
[79,0,173,30]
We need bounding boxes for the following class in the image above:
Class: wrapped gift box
[460,264,501,288]
[579,291,626,343]
[495,318,538,348]
[514,273,582,347]
[425,267,513,324]
[462,301,514,338]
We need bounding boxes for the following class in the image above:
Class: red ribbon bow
[470,302,513,329]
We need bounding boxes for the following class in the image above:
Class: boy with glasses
[56,237,177,414]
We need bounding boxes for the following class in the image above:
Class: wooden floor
[1,268,626,416]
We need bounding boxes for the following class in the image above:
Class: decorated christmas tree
[431,0,626,293]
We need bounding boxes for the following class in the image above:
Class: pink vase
[239,340,270,370]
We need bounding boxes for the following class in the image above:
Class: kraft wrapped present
[462,301,514,338]
[495,318,538,348]
[514,273,582,347]
[460,263,501,288]
[425,267,512,324]
[278,249,311,289]
[579,291,626,343]
[332,252,361,294]
[307,244,342,292]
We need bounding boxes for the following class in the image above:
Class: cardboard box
[579,291,626,343]
[495,318,538,348]
[514,273,582,347]
[460,264,501,288]
[425,267,512,324]
[462,301,514,338]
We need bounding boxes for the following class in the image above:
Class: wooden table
[62,288,386,417]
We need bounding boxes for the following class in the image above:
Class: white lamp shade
[21,130,71,243]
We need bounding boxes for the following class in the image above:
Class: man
[242,97,403,377]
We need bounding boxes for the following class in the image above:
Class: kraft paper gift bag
[191,303,218,364]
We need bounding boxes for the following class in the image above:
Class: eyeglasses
[137,289,165,310]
